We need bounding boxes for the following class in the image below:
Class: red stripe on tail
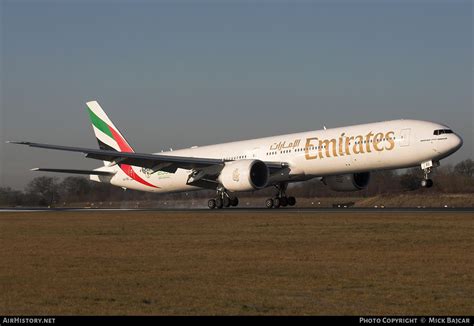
[109,126,159,189]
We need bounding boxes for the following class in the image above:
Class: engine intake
[218,159,269,192]
[323,172,370,192]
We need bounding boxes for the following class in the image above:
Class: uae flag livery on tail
[86,101,158,188]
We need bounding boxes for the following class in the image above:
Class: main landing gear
[265,183,296,209]
[208,186,239,209]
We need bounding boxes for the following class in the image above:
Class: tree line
[1,159,473,207]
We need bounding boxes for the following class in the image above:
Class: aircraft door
[248,147,260,158]
[399,128,411,147]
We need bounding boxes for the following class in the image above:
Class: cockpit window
[433,129,454,136]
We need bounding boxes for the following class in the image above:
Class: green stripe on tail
[87,107,114,140]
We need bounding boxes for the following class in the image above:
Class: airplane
[8,101,463,209]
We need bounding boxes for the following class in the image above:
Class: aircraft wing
[9,141,288,173]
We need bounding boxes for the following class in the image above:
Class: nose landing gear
[420,160,438,188]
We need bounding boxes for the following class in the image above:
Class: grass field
[1,210,473,315]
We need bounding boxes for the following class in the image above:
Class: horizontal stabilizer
[31,168,115,176]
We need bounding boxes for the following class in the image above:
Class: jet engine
[323,172,370,192]
[218,159,269,192]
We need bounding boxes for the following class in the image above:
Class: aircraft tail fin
[86,101,135,154]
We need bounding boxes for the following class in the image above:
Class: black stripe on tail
[97,139,118,152]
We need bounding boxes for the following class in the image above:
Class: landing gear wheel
[265,198,274,209]
[230,197,239,207]
[215,198,224,209]
[223,196,231,208]
[287,196,296,206]
[273,197,281,208]
[421,179,433,188]
[273,183,294,208]
[208,199,216,209]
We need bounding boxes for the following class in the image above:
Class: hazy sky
[1,0,472,189]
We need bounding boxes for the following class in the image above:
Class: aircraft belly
[298,144,433,176]
[109,167,197,193]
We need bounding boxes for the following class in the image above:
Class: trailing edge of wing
[31,168,115,176]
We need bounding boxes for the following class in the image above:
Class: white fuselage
[97,119,462,193]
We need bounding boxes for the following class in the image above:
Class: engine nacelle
[218,159,269,192]
[323,172,370,192]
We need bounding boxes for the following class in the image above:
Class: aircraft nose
[452,134,463,152]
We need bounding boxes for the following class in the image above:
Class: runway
[1,207,474,213]
[0,207,474,215]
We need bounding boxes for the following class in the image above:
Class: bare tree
[398,168,422,191]
[1,158,472,208]
[59,176,91,203]
[25,176,60,207]
[454,159,474,178]
[0,187,24,207]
